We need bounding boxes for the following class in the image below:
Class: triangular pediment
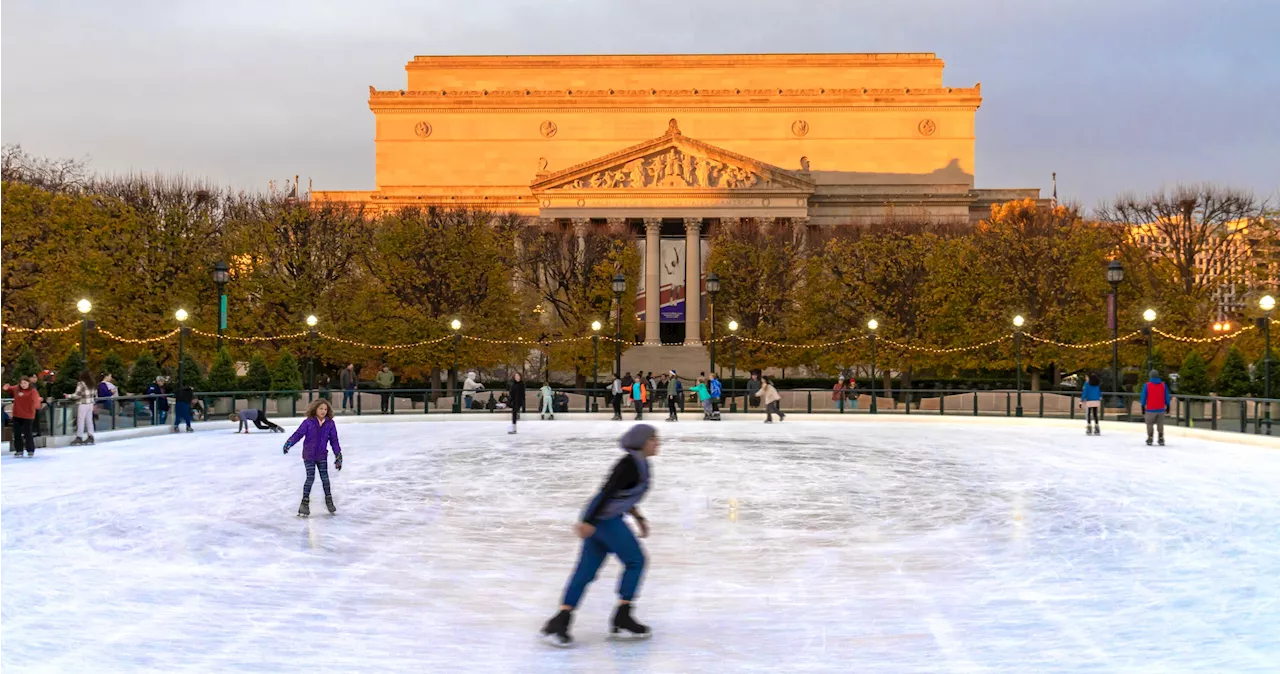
[531,119,814,193]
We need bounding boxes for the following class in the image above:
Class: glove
[334,454,343,471]
[283,442,291,454]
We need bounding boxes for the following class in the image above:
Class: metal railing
[3,386,1275,438]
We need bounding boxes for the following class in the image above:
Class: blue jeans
[342,389,355,409]
[561,517,645,607]
[172,402,193,429]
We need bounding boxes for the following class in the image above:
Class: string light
[189,328,308,343]
[1154,325,1255,344]
[97,328,181,344]
[317,332,452,351]
[1024,331,1143,349]
[0,321,80,334]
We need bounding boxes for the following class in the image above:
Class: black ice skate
[298,497,310,518]
[325,496,337,515]
[1086,426,1093,435]
[610,603,651,640]
[26,450,34,457]
[1146,437,1153,446]
[549,414,555,420]
[86,436,95,445]
[70,437,84,446]
[540,609,573,648]
[1158,437,1165,446]
[1093,424,1101,435]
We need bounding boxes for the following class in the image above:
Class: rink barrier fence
[2,387,1276,441]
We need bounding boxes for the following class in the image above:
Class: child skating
[1080,373,1102,435]
[509,372,526,434]
[283,398,343,517]
[541,424,659,647]
[230,408,285,433]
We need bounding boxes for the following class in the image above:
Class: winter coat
[691,383,711,402]
[709,379,722,399]
[747,378,761,399]
[832,381,845,401]
[611,379,623,396]
[1081,381,1102,402]
[70,381,96,405]
[376,370,394,389]
[340,369,357,390]
[463,374,484,396]
[631,382,647,402]
[759,382,781,405]
[175,386,195,405]
[285,416,343,462]
[666,377,678,397]
[508,379,526,411]
[1140,378,1171,413]
[97,381,117,399]
[6,385,42,419]
[146,383,170,411]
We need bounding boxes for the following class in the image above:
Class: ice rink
[4,418,1280,673]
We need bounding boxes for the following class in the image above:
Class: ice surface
[4,419,1280,673]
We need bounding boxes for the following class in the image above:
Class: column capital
[605,217,628,235]
[757,217,776,236]
[570,217,590,237]
[683,216,702,233]
[643,217,662,233]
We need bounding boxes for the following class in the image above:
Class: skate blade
[608,630,652,641]
[539,633,574,648]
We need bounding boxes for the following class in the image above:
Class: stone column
[758,217,775,237]
[605,217,628,237]
[643,218,662,345]
[792,217,810,253]
[683,217,702,346]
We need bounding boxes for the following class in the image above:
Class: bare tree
[1098,184,1270,299]
[1,144,90,193]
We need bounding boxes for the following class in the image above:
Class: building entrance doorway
[660,322,685,344]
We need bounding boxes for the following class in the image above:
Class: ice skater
[690,377,712,419]
[610,375,624,420]
[539,379,555,420]
[230,408,285,433]
[707,373,722,420]
[630,377,646,420]
[4,376,42,456]
[283,398,344,517]
[665,370,679,421]
[509,372,526,434]
[1140,369,1170,446]
[760,375,785,423]
[541,424,658,647]
[64,371,97,445]
[1080,373,1102,435]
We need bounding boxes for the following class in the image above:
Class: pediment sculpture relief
[561,148,766,190]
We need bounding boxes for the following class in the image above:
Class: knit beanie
[619,424,657,450]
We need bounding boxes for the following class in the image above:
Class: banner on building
[636,238,709,323]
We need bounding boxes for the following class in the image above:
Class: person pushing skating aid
[283,399,344,517]
[541,424,658,647]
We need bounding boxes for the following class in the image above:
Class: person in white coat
[462,371,484,410]
[759,376,785,423]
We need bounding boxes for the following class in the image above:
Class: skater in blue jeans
[541,424,659,647]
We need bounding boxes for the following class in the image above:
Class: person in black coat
[508,372,526,435]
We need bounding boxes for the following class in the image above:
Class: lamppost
[728,320,739,412]
[76,299,93,363]
[706,272,720,374]
[450,319,462,413]
[1259,295,1275,432]
[612,274,626,378]
[212,261,230,351]
[175,309,189,390]
[306,315,318,401]
[1013,314,1026,417]
[1142,308,1157,374]
[868,319,879,414]
[1106,260,1124,402]
[591,320,602,412]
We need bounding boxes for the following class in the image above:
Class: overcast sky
[3,0,1277,209]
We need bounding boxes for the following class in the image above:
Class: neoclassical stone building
[314,53,1043,366]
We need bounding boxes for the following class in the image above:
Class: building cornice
[407,53,944,70]
[369,85,981,111]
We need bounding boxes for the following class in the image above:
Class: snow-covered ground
[3,419,1279,673]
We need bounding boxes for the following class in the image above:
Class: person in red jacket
[5,377,42,457]
[1139,369,1171,446]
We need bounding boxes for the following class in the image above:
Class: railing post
[807,390,812,414]
[1070,395,1076,420]
[939,392,945,416]
[904,389,911,415]
[1211,397,1218,430]
[1240,400,1247,433]
[1006,392,1011,417]
[973,392,978,416]
[357,390,362,416]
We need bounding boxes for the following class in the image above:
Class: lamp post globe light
[706,273,721,374]
[212,261,230,351]
[306,315,319,401]
[728,320,739,412]
[1106,259,1124,404]
[612,274,626,378]
[1142,309,1157,375]
[175,309,190,390]
[591,320,602,412]
[1013,315,1026,417]
[76,299,93,362]
[867,319,879,414]
[450,319,462,413]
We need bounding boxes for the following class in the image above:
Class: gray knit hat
[1149,369,1159,379]
[619,424,657,450]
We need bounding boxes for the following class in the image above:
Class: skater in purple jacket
[283,398,344,517]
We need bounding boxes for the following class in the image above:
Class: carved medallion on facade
[918,119,937,136]
[540,121,558,138]
[791,120,809,137]
[413,121,432,138]
[560,148,764,190]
